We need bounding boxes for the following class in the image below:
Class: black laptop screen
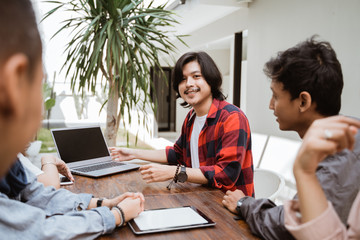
[52,127,110,163]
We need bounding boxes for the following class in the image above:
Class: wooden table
[63,168,259,240]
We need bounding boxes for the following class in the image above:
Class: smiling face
[269,80,302,131]
[178,60,213,116]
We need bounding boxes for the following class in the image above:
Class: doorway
[151,67,176,132]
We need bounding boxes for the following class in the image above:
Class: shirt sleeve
[18,153,43,176]
[1,170,115,239]
[239,197,296,240]
[19,166,94,216]
[199,113,253,193]
[284,200,347,240]
[0,195,115,239]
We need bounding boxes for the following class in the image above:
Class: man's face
[0,56,43,177]
[269,80,301,131]
[178,60,212,113]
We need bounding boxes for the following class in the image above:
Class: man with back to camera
[0,0,145,238]
[222,36,360,239]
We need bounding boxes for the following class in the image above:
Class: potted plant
[43,0,186,146]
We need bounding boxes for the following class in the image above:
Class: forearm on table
[38,164,60,189]
[186,168,208,184]
[88,198,112,209]
[165,166,208,184]
[133,149,167,163]
[295,171,328,223]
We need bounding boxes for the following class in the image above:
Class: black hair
[0,0,42,77]
[264,35,343,116]
[172,51,226,107]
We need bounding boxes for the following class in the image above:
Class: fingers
[222,199,228,207]
[118,192,135,201]
[307,116,360,154]
[57,163,75,181]
[109,147,134,161]
[332,115,360,128]
[65,167,75,181]
[139,164,158,183]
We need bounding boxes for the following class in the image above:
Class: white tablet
[128,206,216,235]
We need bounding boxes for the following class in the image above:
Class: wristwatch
[236,196,250,218]
[177,165,188,183]
[97,198,106,207]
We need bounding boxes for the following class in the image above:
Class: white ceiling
[147,0,250,51]
[168,0,248,36]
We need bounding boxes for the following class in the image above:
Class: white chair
[251,132,269,168]
[258,136,301,188]
[254,168,285,202]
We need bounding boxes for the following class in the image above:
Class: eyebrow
[183,70,201,77]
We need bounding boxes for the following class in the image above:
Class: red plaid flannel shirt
[166,99,254,195]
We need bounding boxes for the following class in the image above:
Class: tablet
[128,206,216,235]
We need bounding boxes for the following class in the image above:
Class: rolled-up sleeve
[200,113,253,194]
[284,200,346,240]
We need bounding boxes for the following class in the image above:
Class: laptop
[51,126,140,177]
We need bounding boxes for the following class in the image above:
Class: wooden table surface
[63,168,260,240]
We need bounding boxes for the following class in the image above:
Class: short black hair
[172,51,226,107]
[0,0,42,77]
[264,36,343,116]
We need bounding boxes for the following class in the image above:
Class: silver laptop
[51,126,139,177]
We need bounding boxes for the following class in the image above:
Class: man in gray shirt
[223,36,360,239]
[0,0,144,239]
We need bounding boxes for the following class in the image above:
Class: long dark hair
[172,51,226,107]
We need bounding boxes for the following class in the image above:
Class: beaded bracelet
[112,206,125,227]
[167,164,180,190]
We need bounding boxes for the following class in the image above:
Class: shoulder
[216,100,248,121]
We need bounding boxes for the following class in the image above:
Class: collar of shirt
[187,98,221,127]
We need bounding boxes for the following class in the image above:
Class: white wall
[246,0,360,140]
[170,7,249,133]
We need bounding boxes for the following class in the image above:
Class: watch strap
[235,196,251,220]
[97,198,105,207]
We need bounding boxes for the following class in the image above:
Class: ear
[298,91,312,112]
[0,54,29,119]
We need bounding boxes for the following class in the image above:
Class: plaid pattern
[166,99,254,195]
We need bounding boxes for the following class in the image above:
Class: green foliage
[42,80,56,114]
[37,128,56,153]
[43,0,187,141]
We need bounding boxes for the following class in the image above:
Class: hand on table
[117,192,145,222]
[105,192,145,209]
[222,189,245,214]
[42,155,74,181]
[109,147,136,161]
[140,164,175,183]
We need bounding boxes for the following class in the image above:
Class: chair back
[254,168,285,202]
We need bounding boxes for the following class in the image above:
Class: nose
[185,76,194,86]
[269,98,274,110]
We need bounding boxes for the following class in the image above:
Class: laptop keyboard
[74,162,125,173]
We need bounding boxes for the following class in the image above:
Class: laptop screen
[51,126,110,163]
